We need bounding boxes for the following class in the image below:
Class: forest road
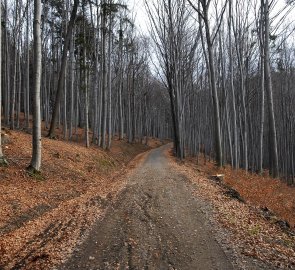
[61,144,233,270]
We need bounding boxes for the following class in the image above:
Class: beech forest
[1,0,295,182]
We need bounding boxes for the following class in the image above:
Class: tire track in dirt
[61,144,233,270]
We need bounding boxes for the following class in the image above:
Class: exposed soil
[2,128,294,269]
[171,154,295,269]
[61,145,234,270]
[0,129,162,235]
[0,128,165,269]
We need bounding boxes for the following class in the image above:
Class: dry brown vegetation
[187,156,295,228]
[171,154,295,269]
[0,129,163,269]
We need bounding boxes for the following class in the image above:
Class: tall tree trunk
[4,0,10,125]
[228,0,238,169]
[69,30,75,140]
[16,2,22,129]
[83,1,90,148]
[118,21,124,140]
[28,0,42,172]
[107,5,113,150]
[263,0,279,177]
[91,1,99,144]
[131,63,136,142]
[10,0,18,130]
[0,1,7,165]
[100,0,107,149]
[63,1,69,139]
[259,4,265,174]
[48,0,79,138]
[16,47,21,129]
[25,1,30,129]
[203,9,223,167]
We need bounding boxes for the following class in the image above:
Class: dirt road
[61,145,233,270]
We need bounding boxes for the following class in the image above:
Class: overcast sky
[128,0,294,36]
[128,0,149,35]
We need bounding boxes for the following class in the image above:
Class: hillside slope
[0,129,163,269]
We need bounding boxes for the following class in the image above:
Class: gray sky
[128,0,295,37]
[128,0,149,34]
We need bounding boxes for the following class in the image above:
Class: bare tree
[25,0,30,130]
[100,0,108,149]
[0,1,7,166]
[187,0,228,166]
[262,0,279,177]
[146,0,196,159]
[107,0,113,149]
[48,0,79,138]
[28,0,42,172]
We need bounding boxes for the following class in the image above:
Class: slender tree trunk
[10,1,18,130]
[127,68,132,143]
[28,0,42,172]
[259,11,265,174]
[4,0,10,125]
[63,63,68,139]
[16,47,21,129]
[83,1,89,148]
[16,2,22,129]
[132,65,136,142]
[91,2,99,143]
[263,0,279,177]
[85,69,90,147]
[0,1,7,165]
[238,57,248,171]
[63,1,69,139]
[101,0,107,149]
[204,11,223,166]
[26,2,30,129]
[107,5,113,149]
[118,21,124,140]
[228,0,238,169]
[69,30,75,140]
[48,0,79,138]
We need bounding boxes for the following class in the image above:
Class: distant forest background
[1,0,295,182]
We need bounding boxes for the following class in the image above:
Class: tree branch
[186,0,205,20]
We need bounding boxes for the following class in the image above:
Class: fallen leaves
[170,154,295,269]
[0,129,161,269]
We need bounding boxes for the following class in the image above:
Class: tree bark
[25,1,30,129]
[118,21,124,140]
[48,0,79,138]
[228,0,238,169]
[107,3,113,149]
[263,0,279,177]
[259,3,265,174]
[28,0,42,172]
[203,7,223,167]
[0,1,7,165]
[100,0,107,149]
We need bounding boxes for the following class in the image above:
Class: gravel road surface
[61,145,233,270]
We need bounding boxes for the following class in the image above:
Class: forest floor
[0,128,295,269]
[61,144,234,270]
[61,145,295,270]
[0,127,165,269]
[172,154,295,269]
